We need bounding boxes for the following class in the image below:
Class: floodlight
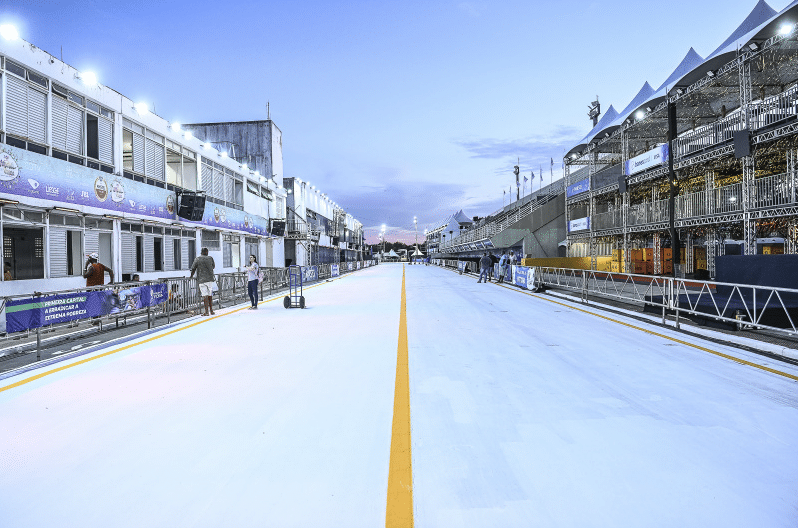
[241,163,248,170]
[748,42,759,51]
[204,142,212,149]
[675,88,684,95]
[134,102,149,115]
[0,24,19,41]
[171,122,181,131]
[706,70,715,78]
[254,171,260,177]
[220,151,228,158]
[729,196,737,202]
[780,23,794,35]
[636,111,645,120]
[184,130,193,140]
[80,71,98,86]
[645,107,652,112]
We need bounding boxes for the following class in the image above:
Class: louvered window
[97,117,113,164]
[6,73,47,145]
[121,233,136,273]
[213,167,224,200]
[201,163,214,194]
[145,138,165,180]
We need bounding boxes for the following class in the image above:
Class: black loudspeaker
[733,130,751,158]
[177,192,206,221]
[618,175,627,194]
[332,236,339,245]
[271,220,286,237]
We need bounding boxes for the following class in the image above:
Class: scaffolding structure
[565,8,798,278]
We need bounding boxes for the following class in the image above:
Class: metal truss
[675,213,744,228]
[675,144,735,170]
[593,227,624,237]
[628,166,668,186]
[749,205,798,220]
[592,183,620,197]
[628,222,669,234]
[566,193,590,205]
[753,120,798,146]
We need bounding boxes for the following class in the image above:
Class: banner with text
[625,143,668,176]
[331,264,340,277]
[4,284,168,334]
[567,178,589,198]
[569,217,590,232]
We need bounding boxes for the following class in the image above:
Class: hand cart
[283,265,306,309]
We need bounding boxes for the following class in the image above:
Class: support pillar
[653,232,662,275]
[685,232,694,274]
[739,55,757,256]
[706,228,717,279]
[787,219,798,255]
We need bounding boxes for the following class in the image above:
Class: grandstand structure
[564,0,798,278]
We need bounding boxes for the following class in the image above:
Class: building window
[222,234,239,268]
[201,230,220,251]
[187,239,196,267]
[153,237,163,271]
[3,227,45,280]
[136,236,144,273]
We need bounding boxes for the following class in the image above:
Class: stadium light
[203,142,212,149]
[79,71,98,86]
[780,23,794,35]
[635,111,645,120]
[748,42,759,51]
[0,24,19,41]
[706,70,715,78]
[241,163,248,170]
[220,151,228,158]
[134,102,149,115]
[184,130,193,140]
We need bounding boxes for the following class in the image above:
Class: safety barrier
[434,259,798,338]
[0,260,377,361]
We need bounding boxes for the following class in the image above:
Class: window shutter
[213,168,224,200]
[164,237,175,270]
[144,235,155,272]
[51,96,69,151]
[122,233,136,273]
[145,139,165,181]
[27,87,47,144]
[201,164,213,193]
[132,132,145,173]
[182,238,190,270]
[5,75,28,138]
[84,230,99,257]
[49,227,68,278]
[66,105,84,155]
[98,117,114,164]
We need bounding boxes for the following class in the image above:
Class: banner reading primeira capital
[4,283,168,334]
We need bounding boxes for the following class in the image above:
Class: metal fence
[0,261,376,359]
[434,260,798,339]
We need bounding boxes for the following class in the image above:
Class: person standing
[498,252,509,283]
[243,254,260,310]
[83,252,114,287]
[190,247,216,317]
[4,262,12,281]
[477,252,492,283]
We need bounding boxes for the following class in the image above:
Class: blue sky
[1,0,790,242]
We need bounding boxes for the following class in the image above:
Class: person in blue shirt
[498,251,509,283]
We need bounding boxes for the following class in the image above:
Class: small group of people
[477,250,516,284]
[188,248,261,315]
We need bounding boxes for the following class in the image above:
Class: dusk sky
[1,1,788,243]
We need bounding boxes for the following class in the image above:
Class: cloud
[453,125,584,161]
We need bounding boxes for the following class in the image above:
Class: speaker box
[271,220,286,237]
[733,130,751,158]
[177,193,206,221]
[618,175,627,194]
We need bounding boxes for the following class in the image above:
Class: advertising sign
[331,264,340,277]
[357,261,362,270]
[513,266,535,290]
[625,143,668,176]
[567,178,589,197]
[0,144,270,235]
[301,266,319,283]
[569,217,590,232]
[4,284,168,333]
[347,262,353,271]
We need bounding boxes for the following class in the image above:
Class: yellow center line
[489,279,798,382]
[0,275,350,394]
[386,264,414,527]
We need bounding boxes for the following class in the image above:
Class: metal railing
[627,198,669,226]
[0,261,376,362]
[675,182,743,219]
[592,208,623,231]
[440,180,565,251]
[752,172,798,210]
[675,111,744,159]
[749,86,798,131]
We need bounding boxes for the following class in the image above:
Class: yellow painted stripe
[0,275,349,394]
[491,280,798,382]
[386,265,414,528]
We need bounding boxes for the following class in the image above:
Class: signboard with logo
[567,178,589,197]
[331,264,340,277]
[569,217,590,232]
[513,266,535,290]
[4,284,168,333]
[0,145,270,235]
[301,266,318,283]
[625,143,669,176]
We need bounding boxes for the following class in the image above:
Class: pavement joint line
[386,264,414,527]
[0,273,351,394]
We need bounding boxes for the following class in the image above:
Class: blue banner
[566,178,589,197]
[5,283,168,333]
[0,144,270,235]
[301,266,319,283]
[331,264,340,277]
[457,261,469,273]
[512,266,535,290]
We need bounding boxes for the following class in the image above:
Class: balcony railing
[674,112,744,159]
[592,209,623,231]
[749,87,798,131]
[676,182,743,219]
[752,171,798,210]
[627,199,669,226]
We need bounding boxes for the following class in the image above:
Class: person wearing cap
[83,252,114,287]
